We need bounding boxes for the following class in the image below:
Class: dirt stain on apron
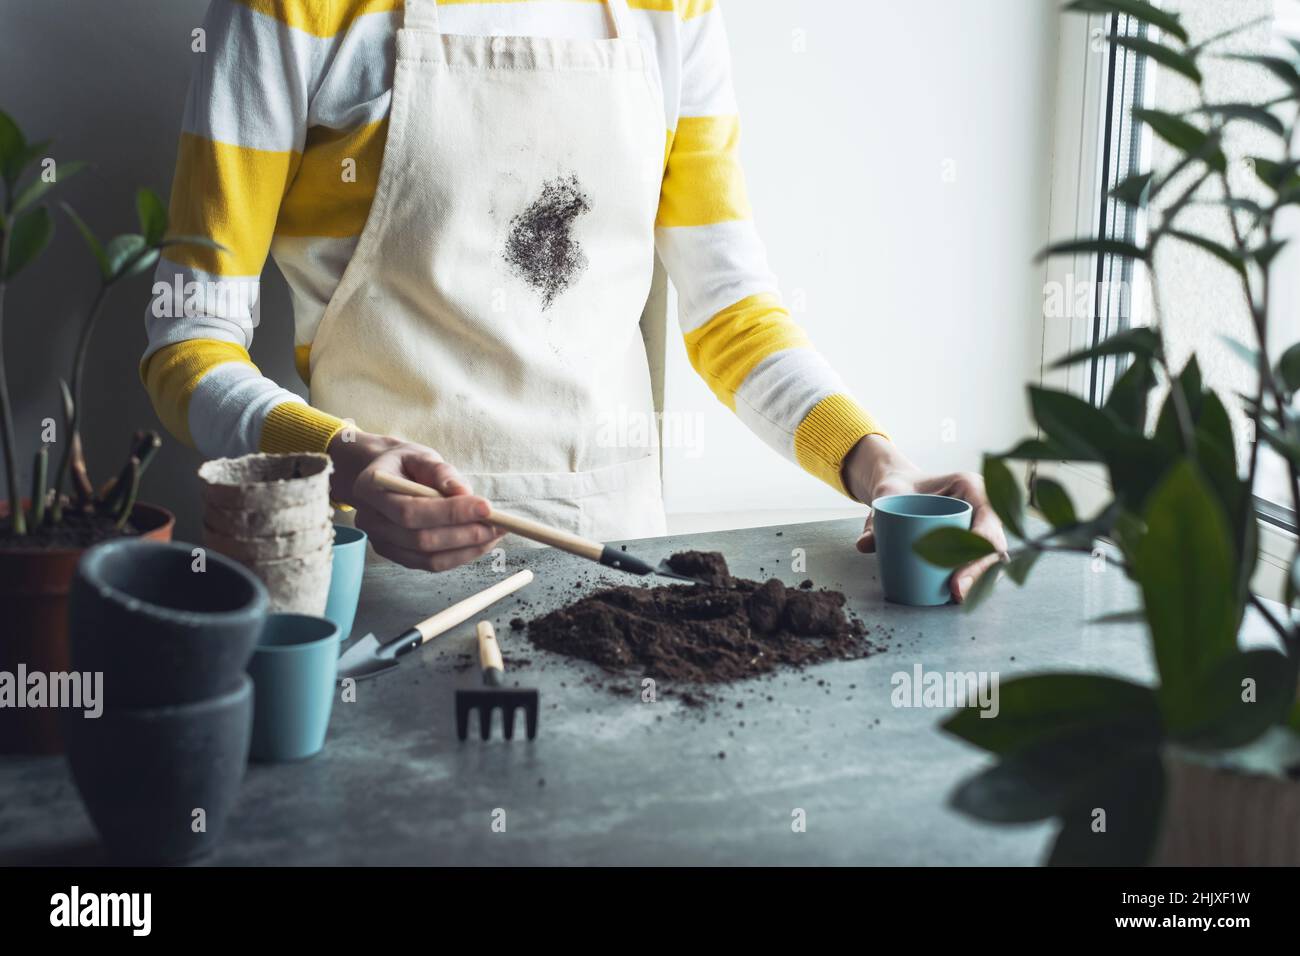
[503,173,592,310]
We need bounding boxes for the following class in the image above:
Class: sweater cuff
[793,394,889,497]
[259,400,347,455]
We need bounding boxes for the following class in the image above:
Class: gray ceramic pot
[63,675,253,864]
[69,539,269,708]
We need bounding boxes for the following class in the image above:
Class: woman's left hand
[843,435,1008,603]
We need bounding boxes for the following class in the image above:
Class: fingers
[370,534,505,573]
[952,499,1010,603]
[398,452,474,497]
[855,515,876,553]
[951,551,1003,603]
[355,508,501,554]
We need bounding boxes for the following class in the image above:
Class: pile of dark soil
[526,551,875,688]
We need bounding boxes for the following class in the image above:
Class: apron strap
[605,0,634,40]
[404,0,440,31]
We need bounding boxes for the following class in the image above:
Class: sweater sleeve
[140,0,346,459]
[656,1,887,497]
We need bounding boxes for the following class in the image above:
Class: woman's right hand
[327,430,504,572]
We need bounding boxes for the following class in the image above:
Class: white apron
[310,0,668,541]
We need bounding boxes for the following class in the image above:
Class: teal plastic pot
[871,494,973,607]
[247,614,340,762]
[324,525,367,640]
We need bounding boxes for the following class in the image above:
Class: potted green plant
[915,0,1300,865]
[0,108,216,753]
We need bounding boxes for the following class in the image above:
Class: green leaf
[1032,477,1077,529]
[1028,386,1123,461]
[1004,549,1039,586]
[1134,461,1239,729]
[0,110,24,183]
[1174,650,1299,749]
[1167,229,1246,278]
[1112,34,1201,83]
[103,233,147,281]
[1132,108,1226,171]
[1109,170,1154,207]
[1046,753,1164,866]
[11,159,86,217]
[135,188,167,245]
[61,202,108,279]
[1255,239,1289,269]
[942,673,1161,756]
[3,206,53,278]
[1064,0,1188,43]
[1250,157,1300,194]
[1051,326,1161,369]
[950,727,1161,824]
[1278,344,1300,394]
[1259,421,1300,470]
[912,527,997,569]
[1220,53,1300,93]
[983,456,1024,538]
[1000,438,1071,461]
[1218,334,1259,369]
[962,561,1002,611]
[1102,356,1157,429]
[1036,237,1149,264]
[1191,103,1286,137]
[3,138,52,188]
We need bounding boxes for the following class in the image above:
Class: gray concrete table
[0,518,1270,865]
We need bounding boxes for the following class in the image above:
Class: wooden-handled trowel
[337,569,534,682]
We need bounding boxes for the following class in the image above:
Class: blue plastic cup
[248,614,340,762]
[324,525,367,640]
[871,494,973,607]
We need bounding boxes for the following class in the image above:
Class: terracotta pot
[1155,757,1300,865]
[0,502,174,754]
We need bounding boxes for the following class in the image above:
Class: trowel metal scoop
[338,569,534,682]
[374,472,712,585]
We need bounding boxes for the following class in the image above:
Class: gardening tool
[455,621,538,741]
[337,569,534,682]
[373,472,709,584]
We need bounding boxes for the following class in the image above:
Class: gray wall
[0,0,301,541]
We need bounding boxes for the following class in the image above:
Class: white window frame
[1035,5,1295,599]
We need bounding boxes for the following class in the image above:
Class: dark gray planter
[69,539,268,708]
[63,676,253,864]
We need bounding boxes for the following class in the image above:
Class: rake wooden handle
[374,470,605,562]
[410,569,534,644]
[476,620,505,686]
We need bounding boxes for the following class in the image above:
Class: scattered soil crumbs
[526,551,875,699]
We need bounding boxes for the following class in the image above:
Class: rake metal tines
[454,621,539,741]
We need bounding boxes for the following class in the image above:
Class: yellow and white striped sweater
[142,0,886,495]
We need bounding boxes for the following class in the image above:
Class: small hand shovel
[456,621,539,741]
[337,569,534,682]
[373,472,708,584]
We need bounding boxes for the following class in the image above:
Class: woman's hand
[328,431,504,572]
[843,434,1007,603]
